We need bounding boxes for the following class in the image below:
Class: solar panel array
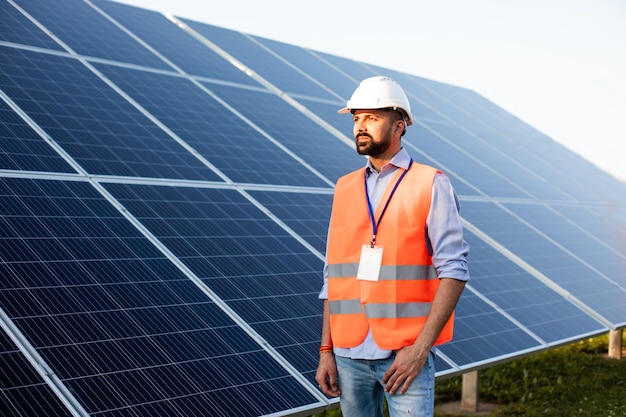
[1,0,625,415]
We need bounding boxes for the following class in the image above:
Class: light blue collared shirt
[319,148,470,359]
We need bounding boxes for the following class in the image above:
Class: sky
[117,0,626,181]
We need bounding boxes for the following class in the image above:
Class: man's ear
[394,119,406,136]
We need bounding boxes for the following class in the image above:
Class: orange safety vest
[327,162,454,350]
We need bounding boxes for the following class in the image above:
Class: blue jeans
[335,352,435,417]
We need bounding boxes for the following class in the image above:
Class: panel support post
[461,370,479,412]
[608,329,623,359]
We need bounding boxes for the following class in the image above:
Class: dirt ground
[435,401,501,416]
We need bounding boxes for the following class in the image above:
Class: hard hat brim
[336,106,413,126]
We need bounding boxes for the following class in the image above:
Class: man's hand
[382,344,429,395]
[315,353,341,397]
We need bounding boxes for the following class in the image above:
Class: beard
[355,132,392,156]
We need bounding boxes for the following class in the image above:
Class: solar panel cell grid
[0,46,222,181]
[438,291,541,367]
[181,17,340,101]
[0,331,75,417]
[463,232,606,342]
[405,123,526,198]
[252,35,356,100]
[103,183,325,379]
[91,0,261,86]
[14,0,170,70]
[0,1,64,51]
[205,83,365,184]
[504,203,626,289]
[247,190,333,254]
[96,63,331,187]
[0,177,321,416]
[463,201,626,326]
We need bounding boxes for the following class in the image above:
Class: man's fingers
[399,375,415,395]
[316,372,341,397]
[384,369,401,394]
[385,370,416,395]
[382,363,398,384]
[319,380,341,397]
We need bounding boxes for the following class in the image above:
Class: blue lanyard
[365,159,413,247]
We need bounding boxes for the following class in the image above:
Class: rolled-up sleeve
[319,262,329,299]
[427,173,470,281]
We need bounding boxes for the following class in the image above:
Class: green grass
[314,335,626,416]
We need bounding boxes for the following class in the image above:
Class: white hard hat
[338,76,413,126]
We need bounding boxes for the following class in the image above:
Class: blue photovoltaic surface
[462,201,626,326]
[251,35,357,100]
[551,204,626,256]
[405,123,533,199]
[439,87,626,204]
[247,190,333,255]
[95,62,332,187]
[0,0,65,51]
[0,177,320,416]
[0,98,75,173]
[505,203,626,290]
[462,231,606,342]
[312,51,378,89]
[0,46,222,181]
[181,17,340,101]
[103,182,326,383]
[205,82,365,183]
[450,125,580,201]
[1,0,625,415]
[14,0,170,70]
[438,290,542,368]
[0,330,74,417]
[90,0,261,87]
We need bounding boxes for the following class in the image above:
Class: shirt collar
[365,147,411,174]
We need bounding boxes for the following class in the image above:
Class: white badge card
[356,245,383,282]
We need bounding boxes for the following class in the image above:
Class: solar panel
[460,232,606,343]
[249,35,364,101]
[462,200,626,326]
[0,328,75,417]
[0,177,323,416]
[247,190,334,254]
[14,0,170,70]
[90,0,260,86]
[438,290,542,368]
[0,98,76,173]
[102,183,326,382]
[504,203,626,289]
[181,18,341,101]
[202,83,364,183]
[94,63,332,187]
[0,46,221,181]
[1,0,625,415]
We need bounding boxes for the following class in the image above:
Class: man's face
[352,109,402,156]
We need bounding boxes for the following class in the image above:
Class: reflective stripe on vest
[327,162,454,350]
[365,302,432,318]
[329,299,432,318]
[328,263,437,280]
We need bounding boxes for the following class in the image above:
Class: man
[315,76,469,417]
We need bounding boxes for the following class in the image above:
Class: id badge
[356,245,383,282]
